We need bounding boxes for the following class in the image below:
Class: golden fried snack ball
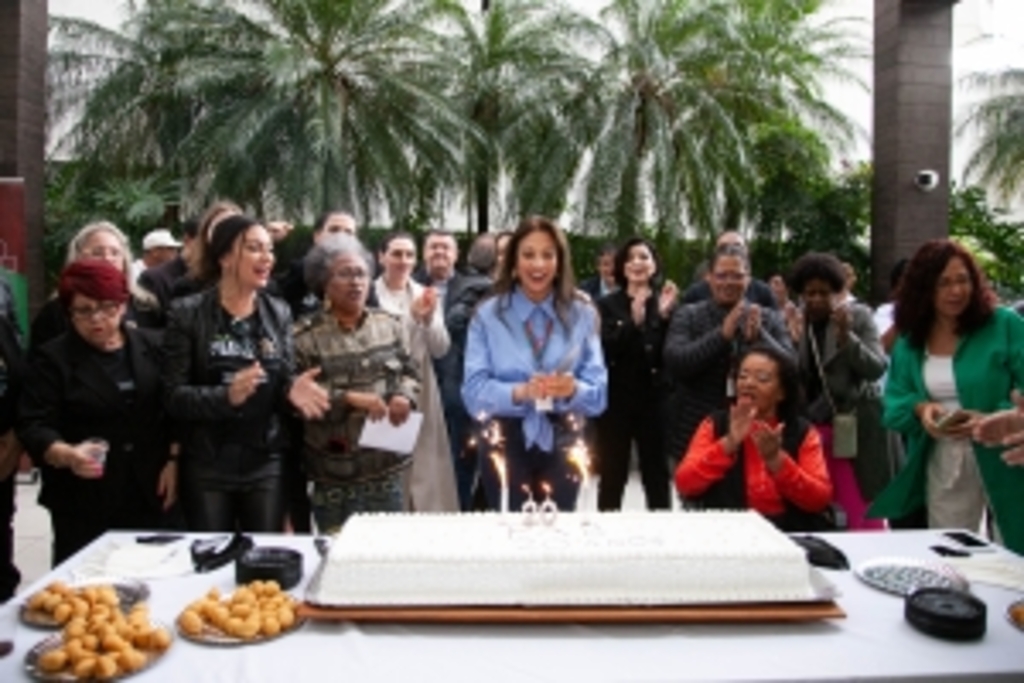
[95,654,119,680]
[37,648,68,673]
[72,656,97,679]
[178,609,203,636]
[118,647,147,673]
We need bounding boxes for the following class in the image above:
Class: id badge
[535,397,554,412]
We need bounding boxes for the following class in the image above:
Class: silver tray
[24,620,171,681]
[20,578,150,629]
[855,557,969,596]
[304,555,841,608]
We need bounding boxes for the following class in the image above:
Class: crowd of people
[1,205,1024,602]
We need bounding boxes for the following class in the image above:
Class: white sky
[48,0,1024,207]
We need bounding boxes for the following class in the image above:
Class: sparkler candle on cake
[489,450,509,515]
[521,485,538,525]
[539,482,558,526]
[567,437,594,514]
[482,418,509,515]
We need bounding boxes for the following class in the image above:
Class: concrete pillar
[871,0,957,302]
[0,0,48,316]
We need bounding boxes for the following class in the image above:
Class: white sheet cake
[310,510,818,607]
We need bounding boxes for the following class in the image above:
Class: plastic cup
[82,438,109,472]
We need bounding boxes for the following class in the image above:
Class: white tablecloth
[1,529,1022,682]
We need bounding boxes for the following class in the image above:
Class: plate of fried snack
[21,579,150,629]
[24,603,172,681]
[176,580,303,645]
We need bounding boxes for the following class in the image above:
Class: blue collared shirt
[461,287,607,451]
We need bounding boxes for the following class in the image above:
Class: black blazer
[17,326,171,518]
[597,289,668,416]
[162,289,295,462]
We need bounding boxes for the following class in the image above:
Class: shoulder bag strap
[809,327,839,417]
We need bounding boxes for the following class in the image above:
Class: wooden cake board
[297,601,845,625]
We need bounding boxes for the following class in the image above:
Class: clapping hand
[411,287,438,325]
[725,400,757,453]
[722,302,744,341]
[288,367,330,420]
[786,305,803,343]
[743,304,762,342]
[658,282,679,319]
[751,421,785,472]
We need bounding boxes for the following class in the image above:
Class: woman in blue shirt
[462,217,607,512]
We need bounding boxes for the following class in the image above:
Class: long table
[0,529,1022,682]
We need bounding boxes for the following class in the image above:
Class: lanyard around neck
[523,314,554,367]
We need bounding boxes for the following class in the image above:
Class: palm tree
[960,68,1024,202]
[574,0,863,239]
[50,0,474,224]
[48,3,198,183]
[428,0,600,233]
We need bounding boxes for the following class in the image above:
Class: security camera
[914,170,940,192]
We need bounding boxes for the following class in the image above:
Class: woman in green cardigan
[869,239,1024,554]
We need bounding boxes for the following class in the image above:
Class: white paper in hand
[358,411,424,454]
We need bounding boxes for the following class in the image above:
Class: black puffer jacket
[162,289,295,464]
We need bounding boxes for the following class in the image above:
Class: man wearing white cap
[133,229,182,283]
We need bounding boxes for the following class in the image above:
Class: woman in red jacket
[676,344,833,531]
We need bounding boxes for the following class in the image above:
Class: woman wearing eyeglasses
[870,239,1024,554]
[29,221,161,356]
[162,214,328,533]
[293,234,420,532]
[18,260,176,565]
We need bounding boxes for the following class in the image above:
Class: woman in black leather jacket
[162,214,328,532]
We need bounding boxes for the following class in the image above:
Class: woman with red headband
[18,260,177,565]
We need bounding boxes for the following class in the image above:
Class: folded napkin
[944,554,1024,593]
[72,540,193,581]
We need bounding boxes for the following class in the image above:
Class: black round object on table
[905,587,987,641]
[236,547,303,590]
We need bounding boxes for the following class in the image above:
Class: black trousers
[596,406,670,511]
[0,473,18,600]
[180,457,284,533]
[282,423,311,533]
